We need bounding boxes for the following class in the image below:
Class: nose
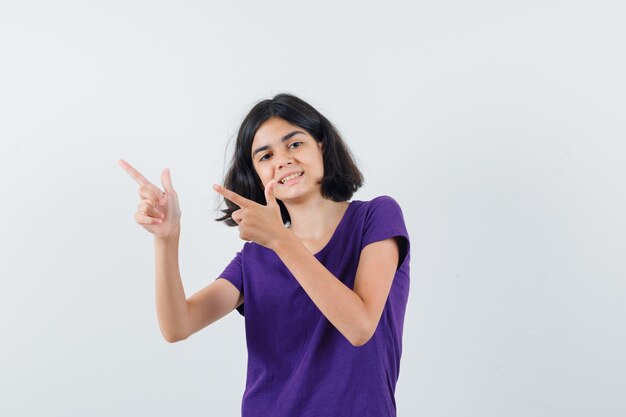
[275,150,293,170]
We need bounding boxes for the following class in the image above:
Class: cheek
[261,168,274,181]
[315,154,325,173]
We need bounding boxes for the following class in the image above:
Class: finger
[161,168,174,193]
[150,201,165,219]
[138,185,166,206]
[238,226,251,242]
[139,200,165,219]
[231,208,243,224]
[212,184,253,208]
[264,179,278,208]
[118,159,150,187]
[135,212,163,225]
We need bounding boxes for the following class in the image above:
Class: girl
[119,93,410,417]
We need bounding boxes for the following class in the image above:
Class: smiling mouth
[279,172,303,185]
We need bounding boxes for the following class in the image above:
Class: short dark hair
[216,93,364,226]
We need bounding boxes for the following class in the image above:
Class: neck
[283,197,349,241]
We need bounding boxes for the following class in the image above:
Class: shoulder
[357,195,408,233]
[369,195,402,207]
[358,195,405,217]
[350,195,408,236]
[354,195,410,262]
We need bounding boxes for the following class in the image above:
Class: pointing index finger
[213,184,253,208]
[118,159,150,187]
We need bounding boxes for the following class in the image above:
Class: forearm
[154,226,189,342]
[273,231,369,347]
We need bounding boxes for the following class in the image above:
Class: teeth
[280,172,302,184]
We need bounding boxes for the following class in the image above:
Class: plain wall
[1,1,624,416]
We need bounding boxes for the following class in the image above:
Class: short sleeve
[362,195,410,269]
[215,249,245,316]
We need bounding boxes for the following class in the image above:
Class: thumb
[161,168,174,193]
[264,179,278,208]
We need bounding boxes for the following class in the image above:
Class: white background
[1,1,625,416]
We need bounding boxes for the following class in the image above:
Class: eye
[289,141,303,149]
[259,153,271,162]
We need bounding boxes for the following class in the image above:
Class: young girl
[119,93,410,417]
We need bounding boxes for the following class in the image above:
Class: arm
[210,183,401,347]
[118,160,242,343]
[154,225,189,343]
[154,225,243,343]
[273,231,400,347]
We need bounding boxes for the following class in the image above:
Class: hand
[118,159,182,239]
[213,180,288,249]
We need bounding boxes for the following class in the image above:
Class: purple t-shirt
[216,195,410,417]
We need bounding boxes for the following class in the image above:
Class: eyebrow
[252,130,306,158]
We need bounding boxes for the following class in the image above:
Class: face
[251,116,324,203]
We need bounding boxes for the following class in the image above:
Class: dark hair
[216,93,364,226]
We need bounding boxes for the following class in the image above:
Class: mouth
[278,171,304,185]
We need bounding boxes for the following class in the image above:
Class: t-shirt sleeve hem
[215,247,246,316]
[360,195,411,268]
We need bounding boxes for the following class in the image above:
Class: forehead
[252,117,308,148]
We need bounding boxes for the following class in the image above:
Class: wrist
[271,226,297,253]
[155,225,181,244]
